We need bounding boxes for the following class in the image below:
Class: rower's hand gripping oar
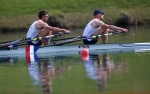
[25,33,65,42]
[49,31,122,46]
[88,31,121,39]
[52,31,122,42]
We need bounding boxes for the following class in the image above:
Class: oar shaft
[52,37,77,41]
[48,32,122,46]
[0,40,17,44]
[26,33,63,42]
[52,32,121,42]
[44,38,82,47]
[90,32,121,39]
[0,33,65,47]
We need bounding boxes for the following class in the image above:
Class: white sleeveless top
[26,20,41,39]
[83,19,98,39]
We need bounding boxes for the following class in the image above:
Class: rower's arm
[109,25,128,32]
[41,22,70,34]
[100,23,128,32]
[92,19,128,32]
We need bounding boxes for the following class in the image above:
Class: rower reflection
[26,54,55,94]
[83,53,114,91]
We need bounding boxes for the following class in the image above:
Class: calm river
[0,26,150,94]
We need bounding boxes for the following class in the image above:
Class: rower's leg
[38,29,52,46]
[101,29,108,44]
[93,27,108,44]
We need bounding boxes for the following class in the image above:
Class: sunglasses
[44,14,49,18]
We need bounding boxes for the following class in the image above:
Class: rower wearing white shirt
[26,10,70,46]
[83,9,128,44]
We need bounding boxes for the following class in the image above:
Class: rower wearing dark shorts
[82,9,128,44]
[26,10,70,46]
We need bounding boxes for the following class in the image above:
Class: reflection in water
[0,57,18,65]
[83,53,114,91]
[1,51,150,93]
[26,54,72,94]
[26,53,54,94]
[0,52,130,93]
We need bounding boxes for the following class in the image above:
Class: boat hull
[0,42,150,57]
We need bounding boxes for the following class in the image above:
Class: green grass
[0,0,150,30]
[1,0,150,16]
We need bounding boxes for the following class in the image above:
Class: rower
[82,9,128,44]
[26,10,70,46]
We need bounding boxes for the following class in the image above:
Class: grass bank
[0,0,150,31]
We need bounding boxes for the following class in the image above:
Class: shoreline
[1,7,150,32]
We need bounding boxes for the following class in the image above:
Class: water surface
[0,26,150,94]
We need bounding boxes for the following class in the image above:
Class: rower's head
[38,10,49,22]
[93,9,105,20]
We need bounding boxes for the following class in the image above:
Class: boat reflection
[0,53,133,94]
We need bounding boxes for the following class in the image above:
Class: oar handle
[41,32,122,46]
[89,31,122,39]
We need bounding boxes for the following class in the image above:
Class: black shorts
[27,38,43,46]
[83,38,98,44]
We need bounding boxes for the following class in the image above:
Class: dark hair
[38,10,48,19]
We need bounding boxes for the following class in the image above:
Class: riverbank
[0,0,150,31]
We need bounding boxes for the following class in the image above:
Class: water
[0,26,150,94]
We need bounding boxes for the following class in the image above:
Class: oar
[24,33,64,42]
[0,33,65,47]
[85,31,121,39]
[51,36,77,41]
[0,39,24,47]
[45,31,122,46]
[52,31,122,42]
